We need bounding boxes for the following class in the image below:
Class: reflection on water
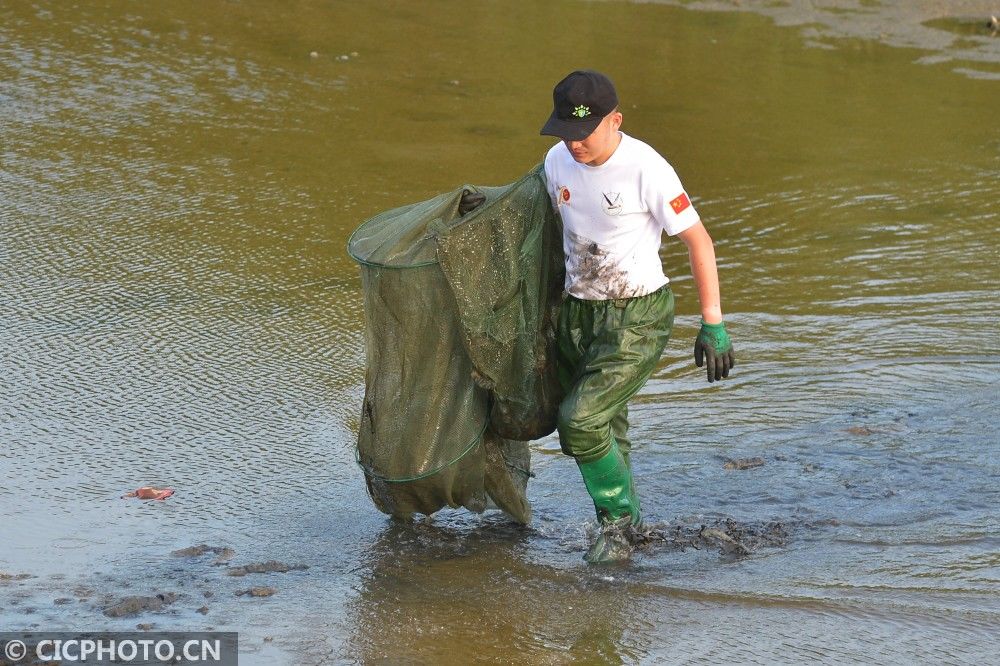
[1,0,997,663]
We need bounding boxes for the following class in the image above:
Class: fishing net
[347,165,564,524]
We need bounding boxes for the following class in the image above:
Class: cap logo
[540,71,618,139]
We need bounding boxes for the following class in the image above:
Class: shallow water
[1,1,998,664]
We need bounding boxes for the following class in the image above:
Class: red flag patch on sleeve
[669,192,691,214]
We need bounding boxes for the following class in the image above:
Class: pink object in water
[122,486,175,500]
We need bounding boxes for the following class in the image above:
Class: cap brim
[539,111,602,141]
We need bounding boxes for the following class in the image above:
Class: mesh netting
[347,165,564,524]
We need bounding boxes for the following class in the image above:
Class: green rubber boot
[576,438,642,563]
[623,453,641,522]
[612,410,641,521]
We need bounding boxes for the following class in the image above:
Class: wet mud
[0,573,33,582]
[0,516,797,635]
[171,544,236,565]
[103,592,177,618]
[0,545,308,635]
[603,517,792,560]
[723,457,765,470]
[235,586,278,598]
[226,561,309,577]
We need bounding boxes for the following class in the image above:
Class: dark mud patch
[72,584,95,599]
[226,561,308,577]
[0,572,33,582]
[103,592,178,618]
[0,549,313,632]
[235,586,277,597]
[723,456,765,470]
[564,229,644,299]
[601,517,791,560]
[171,543,235,565]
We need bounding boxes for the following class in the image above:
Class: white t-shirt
[544,132,700,300]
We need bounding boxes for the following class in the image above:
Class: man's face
[563,110,623,167]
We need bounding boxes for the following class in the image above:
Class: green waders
[555,286,674,561]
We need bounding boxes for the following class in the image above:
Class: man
[540,70,735,562]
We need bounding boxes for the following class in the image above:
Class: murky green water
[2,1,998,664]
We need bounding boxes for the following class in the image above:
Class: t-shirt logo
[670,192,691,214]
[559,186,571,205]
[601,191,623,216]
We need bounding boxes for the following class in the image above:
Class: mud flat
[646,0,1000,78]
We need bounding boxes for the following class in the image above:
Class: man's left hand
[694,320,735,383]
[459,189,486,216]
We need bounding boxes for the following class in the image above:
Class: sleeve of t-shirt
[642,156,700,236]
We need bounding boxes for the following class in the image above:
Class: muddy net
[347,165,564,524]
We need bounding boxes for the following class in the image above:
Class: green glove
[694,320,735,383]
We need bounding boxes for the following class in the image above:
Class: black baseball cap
[540,70,619,141]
